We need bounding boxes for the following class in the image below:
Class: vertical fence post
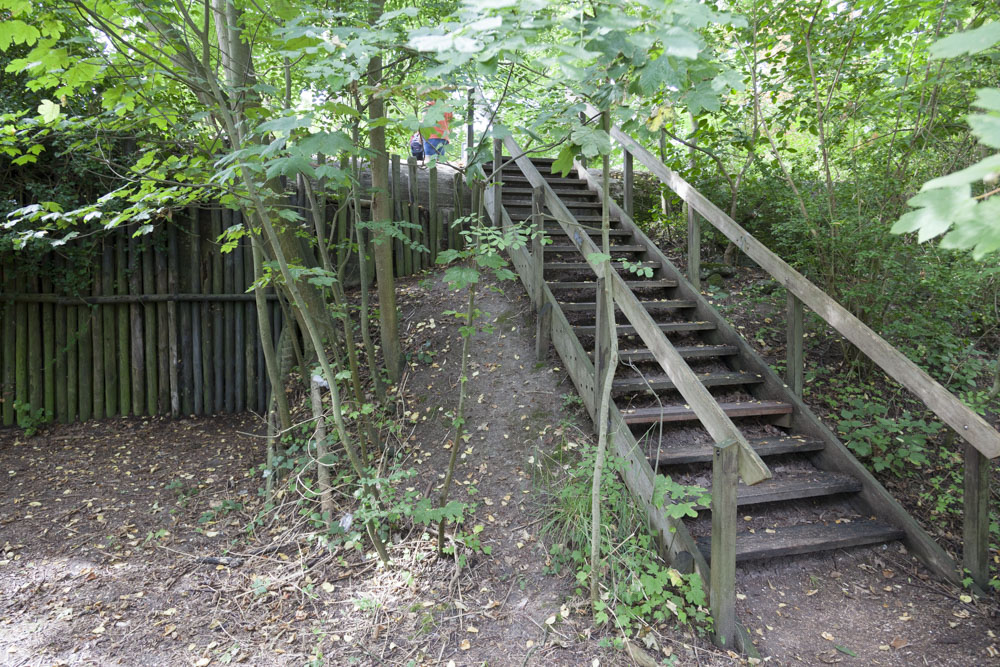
[963,442,991,589]
[710,438,738,651]
[532,187,550,362]
[687,208,701,290]
[786,292,804,396]
[407,156,420,271]
[429,162,439,263]
[1,264,13,426]
[492,138,502,227]
[102,242,117,416]
[623,149,634,220]
[391,154,403,277]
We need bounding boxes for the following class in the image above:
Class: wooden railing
[591,106,998,590]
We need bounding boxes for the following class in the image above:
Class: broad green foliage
[892,22,1000,258]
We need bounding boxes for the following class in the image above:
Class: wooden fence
[0,156,468,426]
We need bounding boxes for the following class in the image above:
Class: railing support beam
[623,150,634,220]
[963,442,991,590]
[710,438,738,651]
[786,292,804,396]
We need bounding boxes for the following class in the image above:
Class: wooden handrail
[502,134,771,485]
[599,110,1000,461]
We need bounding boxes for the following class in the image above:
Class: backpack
[409,132,424,160]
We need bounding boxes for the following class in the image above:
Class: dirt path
[0,268,994,666]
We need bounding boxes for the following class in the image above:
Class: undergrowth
[532,425,712,655]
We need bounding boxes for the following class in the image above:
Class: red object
[427,101,453,141]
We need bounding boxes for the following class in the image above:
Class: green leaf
[550,145,576,177]
[37,99,60,123]
[570,125,611,158]
[974,88,1000,113]
[443,266,479,289]
[921,154,1000,190]
[0,20,41,50]
[891,186,975,242]
[968,113,1000,149]
[930,22,1000,59]
[587,252,611,265]
[256,114,312,135]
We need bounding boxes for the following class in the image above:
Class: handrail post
[493,138,502,227]
[687,209,700,290]
[532,187,550,361]
[786,292,804,396]
[623,149,634,220]
[963,442,991,589]
[710,438,738,651]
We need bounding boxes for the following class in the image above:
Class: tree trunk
[367,0,403,383]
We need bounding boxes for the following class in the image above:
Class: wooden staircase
[499,154,908,565]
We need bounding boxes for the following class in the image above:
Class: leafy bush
[537,438,711,637]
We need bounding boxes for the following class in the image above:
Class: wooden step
[572,321,716,337]
[503,187,595,198]
[622,400,792,425]
[546,261,660,272]
[618,345,737,362]
[505,200,603,209]
[499,175,585,186]
[546,244,647,254]
[544,228,632,237]
[612,371,761,396]
[502,155,556,163]
[697,520,905,563]
[648,435,825,466]
[701,470,861,508]
[558,299,696,312]
[549,279,677,290]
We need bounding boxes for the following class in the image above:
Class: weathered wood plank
[963,443,991,589]
[710,439,738,651]
[154,236,170,414]
[786,292,803,397]
[27,276,42,414]
[189,209,203,415]
[698,521,905,563]
[102,243,117,416]
[166,223,180,416]
[91,259,104,420]
[41,276,55,419]
[622,400,793,425]
[143,233,158,415]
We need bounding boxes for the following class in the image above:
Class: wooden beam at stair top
[612,371,762,395]
[648,435,825,466]
[502,133,769,485]
[599,111,1000,460]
